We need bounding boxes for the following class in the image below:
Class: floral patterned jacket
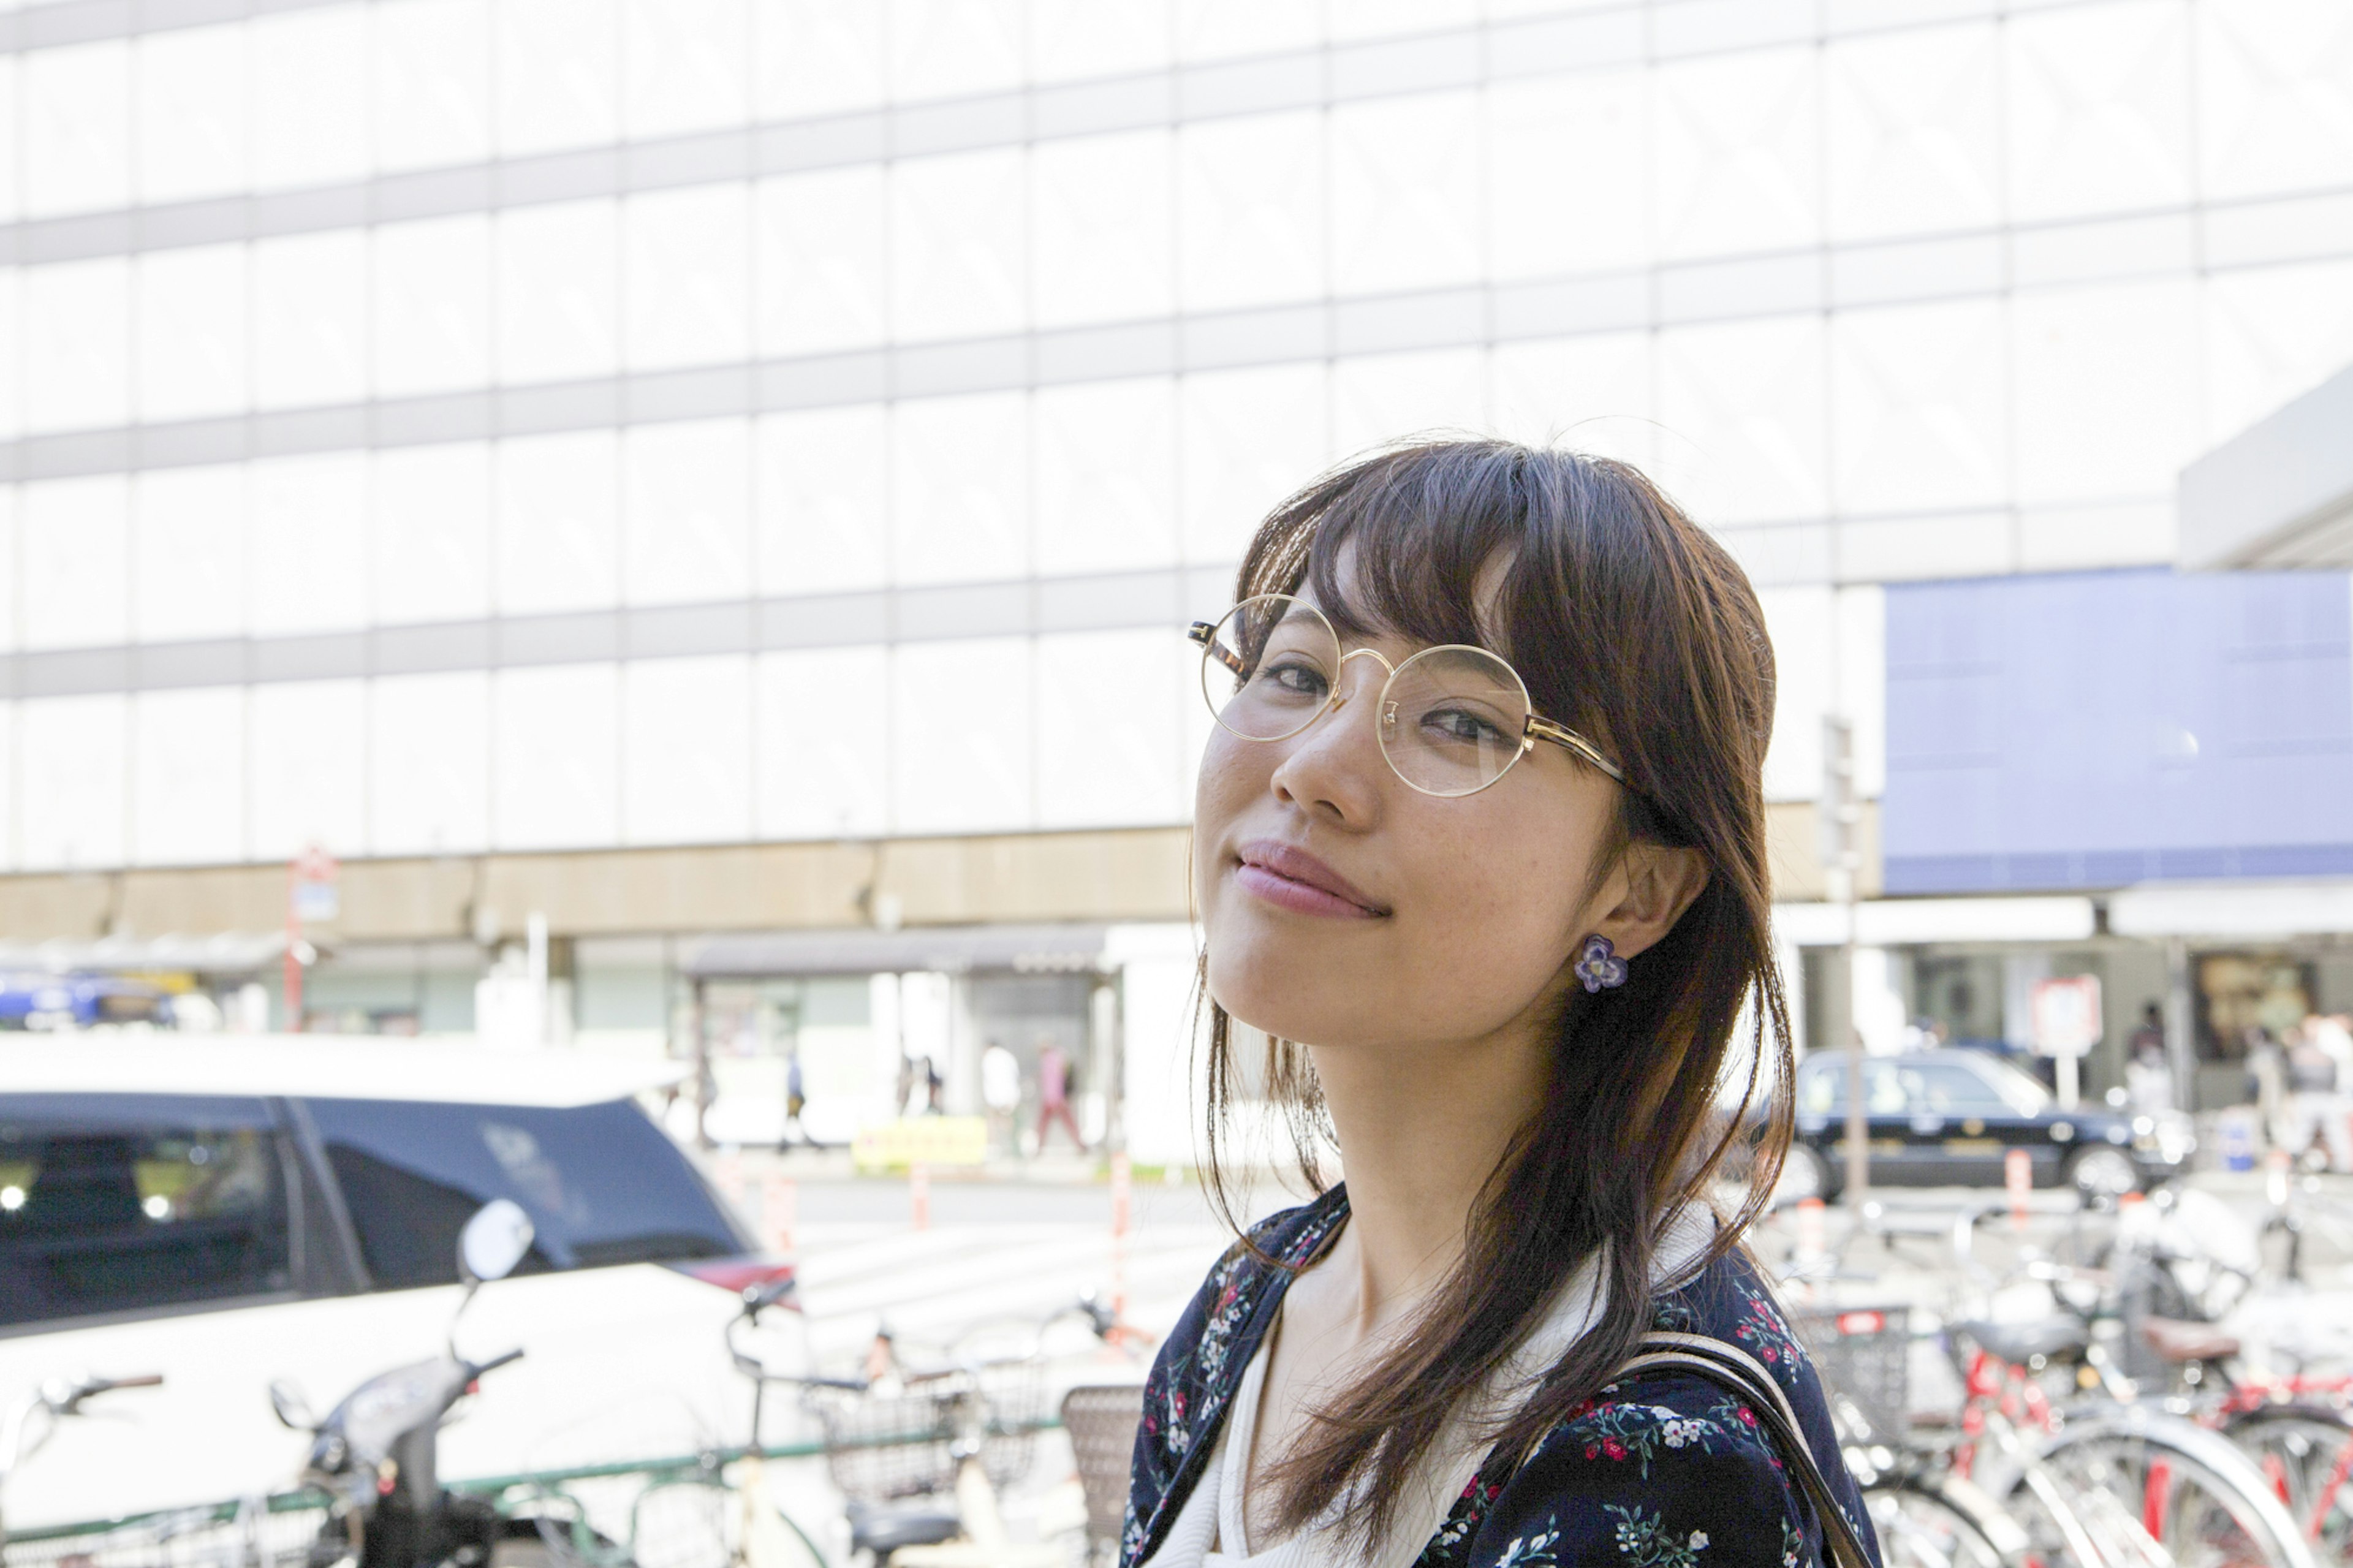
[1122,1187,1881,1568]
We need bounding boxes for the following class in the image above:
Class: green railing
[14,1420,1063,1549]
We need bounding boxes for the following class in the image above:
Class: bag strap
[1613,1331,1875,1568]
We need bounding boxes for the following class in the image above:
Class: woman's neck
[1305,1022,1552,1337]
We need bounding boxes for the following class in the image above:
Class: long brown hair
[1195,437,1794,1550]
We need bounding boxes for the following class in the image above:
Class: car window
[0,1094,292,1328]
[1797,1059,1907,1115]
[1966,1053,2055,1116]
[303,1098,745,1290]
[1899,1063,2015,1117]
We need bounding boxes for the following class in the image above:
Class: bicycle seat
[1958,1316,2090,1366]
[846,1501,962,1556]
[2140,1316,2240,1364]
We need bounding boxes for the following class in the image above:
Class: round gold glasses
[1187,594,1626,799]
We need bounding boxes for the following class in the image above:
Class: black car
[1783,1047,2194,1202]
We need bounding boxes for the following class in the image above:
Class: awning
[678,923,1109,979]
[0,931,288,975]
[1775,897,2097,948]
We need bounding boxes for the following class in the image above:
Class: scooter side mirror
[269,1379,316,1432]
[458,1199,536,1286]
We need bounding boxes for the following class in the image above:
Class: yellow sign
[852,1116,988,1171]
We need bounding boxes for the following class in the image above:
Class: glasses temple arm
[1525,715,1626,783]
[1188,621,1249,680]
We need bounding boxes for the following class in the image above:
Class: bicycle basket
[809,1381,965,1503]
[973,1357,1045,1493]
[1792,1305,1911,1442]
[810,1358,1047,1506]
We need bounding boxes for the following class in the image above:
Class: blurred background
[0,0,2346,1162]
[0,3,2350,1564]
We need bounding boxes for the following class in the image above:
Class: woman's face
[1194,580,1625,1056]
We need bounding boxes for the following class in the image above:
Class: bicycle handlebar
[469,1349,525,1380]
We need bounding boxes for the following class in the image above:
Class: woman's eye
[1422,706,1507,745]
[1258,659,1330,700]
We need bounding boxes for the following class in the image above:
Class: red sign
[2029,975,2102,1058]
[290,846,339,923]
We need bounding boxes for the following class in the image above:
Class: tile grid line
[0,0,2163,266]
[9,169,2352,486]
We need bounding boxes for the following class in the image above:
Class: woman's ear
[1593,843,1710,960]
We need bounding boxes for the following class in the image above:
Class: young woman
[1123,441,1878,1568]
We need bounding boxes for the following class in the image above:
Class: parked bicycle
[1800,1201,2321,1568]
[727,1289,1133,1568]
[2101,1188,2353,1563]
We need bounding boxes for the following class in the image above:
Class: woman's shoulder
[1435,1249,1878,1568]
[1646,1244,1813,1374]
[1434,1365,1815,1568]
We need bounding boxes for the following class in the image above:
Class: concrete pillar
[2165,937,2197,1113]
[1815,944,1853,1056]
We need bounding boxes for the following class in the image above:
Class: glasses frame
[1187,594,1626,798]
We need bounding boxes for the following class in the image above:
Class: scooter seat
[847,1501,963,1556]
[1958,1316,2090,1366]
[2140,1316,2240,1364]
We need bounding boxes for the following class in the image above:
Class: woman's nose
[1267,661,1387,827]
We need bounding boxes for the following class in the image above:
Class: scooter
[271,1200,538,1568]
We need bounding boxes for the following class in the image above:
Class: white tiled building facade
[0,0,2349,871]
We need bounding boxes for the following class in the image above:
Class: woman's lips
[1233,841,1387,919]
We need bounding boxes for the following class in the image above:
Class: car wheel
[1778,1143,1838,1204]
[2066,1145,2139,1199]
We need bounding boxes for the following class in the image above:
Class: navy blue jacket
[1123,1187,1881,1568]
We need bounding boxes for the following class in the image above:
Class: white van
[0,1040,788,1535]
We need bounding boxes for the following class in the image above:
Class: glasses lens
[1379,646,1532,797]
[1200,595,1341,741]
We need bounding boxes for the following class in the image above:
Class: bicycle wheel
[1866,1474,2030,1568]
[2033,1410,2321,1568]
[2225,1407,2353,1565]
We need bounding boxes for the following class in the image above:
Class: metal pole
[1841,925,1868,1210]
[1107,970,1128,1157]
[691,976,711,1150]
[282,881,303,1034]
[1822,714,1869,1212]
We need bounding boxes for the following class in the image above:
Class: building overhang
[2178,362,2353,569]
[1775,896,2097,949]
[2106,878,2353,941]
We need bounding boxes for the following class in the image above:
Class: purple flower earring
[1574,934,1628,993]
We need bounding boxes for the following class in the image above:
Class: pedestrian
[1033,1035,1085,1153]
[2284,1023,2353,1171]
[2125,1002,2172,1114]
[923,1054,944,1115]
[2309,1011,2353,1087]
[982,1037,1020,1153]
[1128,441,1874,1568]
[782,1050,806,1148]
[2127,1034,2174,1116]
[2246,1026,2287,1148]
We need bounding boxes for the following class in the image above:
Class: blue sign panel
[1882,568,2353,894]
